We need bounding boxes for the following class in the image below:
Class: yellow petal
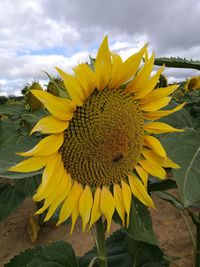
[70,200,79,234]
[109,44,147,90]
[128,174,155,208]
[9,156,50,172]
[135,165,148,187]
[143,103,185,120]
[140,97,171,112]
[56,67,86,106]
[144,48,149,61]
[57,182,83,225]
[30,116,69,134]
[121,180,132,227]
[43,171,72,221]
[31,90,75,120]
[144,135,166,158]
[89,187,101,229]
[79,185,93,232]
[139,159,166,179]
[142,150,180,169]
[142,85,178,103]
[95,36,112,90]
[122,44,147,84]
[144,122,184,134]
[17,133,64,157]
[125,53,155,93]
[33,153,62,201]
[73,63,95,98]
[134,66,164,99]
[35,175,65,215]
[109,53,123,89]
[113,184,125,226]
[100,186,115,232]
[164,157,180,169]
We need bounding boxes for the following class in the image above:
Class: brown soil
[0,190,195,267]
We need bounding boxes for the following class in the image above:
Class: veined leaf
[79,229,167,267]
[0,120,42,179]
[0,176,40,222]
[161,129,200,207]
[5,241,78,267]
[126,199,158,245]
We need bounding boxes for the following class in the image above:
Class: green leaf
[0,120,42,179]
[0,102,24,115]
[79,229,167,267]
[161,129,200,206]
[0,176,40,222]
[159,101,195,129]
[0,183,25,222]
[5,241,78,267]
[126,199,158,245]
[15,175,41,197]
[149,179,177,192]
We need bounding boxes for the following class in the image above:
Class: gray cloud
[44,0,200,54]
[0,0,200,95]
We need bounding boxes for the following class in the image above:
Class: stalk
[92,217,107,267]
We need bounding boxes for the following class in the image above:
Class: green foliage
[0,183,24,222]
[79,229,167,267]
[156,74,168,88]
[161,129,200,207]
[0,176,40,222]
[149,179,177,192]
[5,241,78,267]
[154,57,200,70]
[21,81,44,111]
[0,99,46,179]
[126,199,158,245]
[44,71,70,99]
[159,100,195,129]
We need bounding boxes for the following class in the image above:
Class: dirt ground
[0,190,195,267]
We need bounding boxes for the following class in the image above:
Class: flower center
[60,89,144,186]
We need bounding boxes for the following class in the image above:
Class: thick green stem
[93,217,107,267]
[195,213,200,267]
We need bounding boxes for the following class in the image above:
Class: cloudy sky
[0,0,200,96]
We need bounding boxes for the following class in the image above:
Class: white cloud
[0,0,200,95]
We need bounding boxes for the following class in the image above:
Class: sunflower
[184,76,200,91]
[9,37,184,233]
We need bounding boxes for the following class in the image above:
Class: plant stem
[180,210,196,252]
[93,217,107,267]
[195,213,200,267]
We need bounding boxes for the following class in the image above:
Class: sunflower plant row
[0,37,200,267]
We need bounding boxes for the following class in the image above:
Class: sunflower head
[47,78,65,96]
[156,74,168,88]
[185,76,200,91]
[25,82,44,111]
[9,36,184,233]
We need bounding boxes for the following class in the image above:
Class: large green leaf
[5,241,78,267]
[0,120,42,179]
[126,199,158,245]
[159,101,195,129]
[161,129,200,206]
[79,229,167,267]
[0,176,40,222]
[0,183,25,222]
